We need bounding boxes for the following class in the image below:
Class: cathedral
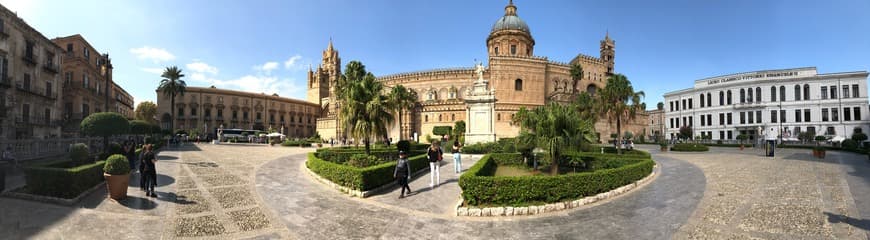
[309,1,648,143]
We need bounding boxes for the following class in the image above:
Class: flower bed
[23,159,107,199]
[459,152,654,206]
[306,152,428,191]
[670,143,710,152]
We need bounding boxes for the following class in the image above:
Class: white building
[664,67,870,143]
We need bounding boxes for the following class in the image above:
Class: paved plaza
[0,143,868,239]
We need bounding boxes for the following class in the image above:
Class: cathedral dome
[491,15,530,33]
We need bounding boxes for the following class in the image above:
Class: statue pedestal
[464,66,497,144]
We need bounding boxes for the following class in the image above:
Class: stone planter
[104,172,130,200]
[739,144,744,151]
[817,150,826,159]
[660,146,668,152]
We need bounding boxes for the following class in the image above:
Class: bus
[218,128,258,139]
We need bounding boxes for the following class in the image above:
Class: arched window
[451,114,455,121]
[771,86,777,102]
[700,94,705,108]
[510,45,517,55]
[706,93,711,107]
[755,87,761,102]
[438,114,442,122]
[727,90,732,105]
[425,115,428,122]
[719,91,724,106]
[794,85,801,101]
[803,84,810,100]
[515,79,523,91]
[779,86,786,101]
[746,88,752,103]
[494,46,499,55]
[497,113,501,121]
[740,89,746,103]
[587,85,597,96]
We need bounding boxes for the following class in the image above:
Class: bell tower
[600,31,615,74]
[307,38,342,114]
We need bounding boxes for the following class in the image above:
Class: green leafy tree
[453,120,466,144]
[657,102,664,110]
[129,120,158,135]
[597,73,645,154]
[387,84,417,141]
[134,101,158,124]
[572,92,599,121]
[514,103,596,175]
[679,126,692,140]
[432,126,453,140]
[157,66,186,134]
[81,112,130,153]
[339,61,394,154]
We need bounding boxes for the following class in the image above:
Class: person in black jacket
[140,144,158,197]
[393,151,412,198]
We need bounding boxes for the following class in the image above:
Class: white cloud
[254,61,280,73]
[284,55,303,69]
[140,67,164,74]
[130,46,176,63]
[186,61,219,75]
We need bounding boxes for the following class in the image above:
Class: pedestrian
[427,141,443,187]
[140,144,158,197]
[122,141,136,171]
[452,141,462,173]
[2,146,16,168]
[394,150,412,198]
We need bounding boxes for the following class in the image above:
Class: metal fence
[0,138,109,161]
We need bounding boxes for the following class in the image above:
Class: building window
[821,86,828,99]
[740,112,745,124]
[451,114,455,121]
[747,88,753,103]
[854,107,861,121]
[771,110,778,123]
[719,91,724,106]
[844,107,852,121]
[494,46,499,55]
[706,93,711,107]
[794,85,801,101]
[843,85,850,98]
[66,44,73,52]
[780,110,786,123]
[178,108,184,116]
[719,113,725,125]
[756,111,762,124]
[803,84,810,100]
[852,84,859,98]
[779,86,786,101]
[669,102,673,112]
[670,118,674,128]
[727,90,732,105]
[830,86,837,99]
[510,45,516,55]
[688,116,693,126]
[755,87,761,102]
[770,86,776,102]
[515,79,523,91]
[822,109,829,121]
[707,114,711,126]
[688,99,693,109]
[795,109,801,122]
[727,113,732,125]
[747,111,754,123]
[425,115,428,122]
[832,108,839,121]
[682,99,686,110]
[740,89,746,103]
[700,94,705,108]
[701,115,706,126]
[191,107,197,116]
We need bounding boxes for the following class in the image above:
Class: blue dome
[491,15,530,33]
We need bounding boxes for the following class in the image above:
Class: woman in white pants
[452,141,462,173]
[427,142,443,187]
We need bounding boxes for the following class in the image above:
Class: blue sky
[4,0,869,109]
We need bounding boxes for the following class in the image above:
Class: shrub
[463,142,500,154]
[842,139,858,150]
[281,140,312,147]
[671,143,709,152]
[103,154,131,175]
[459,153,654,206]
[433,126,453,138]
[814,135,828,142]
[851,133,868,142]
[24,160,106,199]
[69,143,90,165]
[108,142,123,155]
[306,152,428,191]
[346,154,387,168]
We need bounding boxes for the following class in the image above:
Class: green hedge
[597,147,652,158]
[314,149,425,164]
[489,153,524,166]
[702,143,744,148]
[24,160,106,199]
[306,153,429,191]
[459,153,654,206]
[671,143,709,152]
[281,140,312,147]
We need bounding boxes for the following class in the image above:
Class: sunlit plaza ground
[1,143,868,239]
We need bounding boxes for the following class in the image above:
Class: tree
[569,63,584,93]
[339,61,394,154]
[679,126,692,140]
[514,103,596,175]
[129,120,157,135]
[387,85,417,141]
[657,102,664,110]
[134,101,158,124]
[453,120,466,144]
[572,92,598,122]
[432,126,452,140]
[157,66,186,134]
[597,74,645,154]
[81,112,130,153]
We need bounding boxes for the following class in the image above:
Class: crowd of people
[392,141,462,199]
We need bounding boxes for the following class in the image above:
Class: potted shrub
[736,134,749,150]
[813,146,826,159]
[659,142,668,152]
[103,154,131,200]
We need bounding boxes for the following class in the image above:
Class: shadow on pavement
[128,173,175,188]
[116,195,158,210]
[825,212,870,231]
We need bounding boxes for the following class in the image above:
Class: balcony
[0,27,8,39]
[216,116,223,121]
[732,102,765,110]
[0,76,10,88]
[43,63,59,74]
[176,115,185,120]
[189,115,198,120]
[15,82,57,100]
[22,54,38,66]
[15,114,54,126]
[204,116,211,121]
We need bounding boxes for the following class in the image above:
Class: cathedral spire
[327,37,334,52]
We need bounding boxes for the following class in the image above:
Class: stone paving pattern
[1,143,868,239]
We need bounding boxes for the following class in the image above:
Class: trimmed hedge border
[456,158,657,217]
[459,152,655,207]
[21,160,107,199]
[306,152,429,193]
[671,143,709,152]
[1,181,106,206]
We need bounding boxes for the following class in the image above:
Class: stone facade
[52,34,134,137]
[647,109,665,142]
[0,5,64,140]
[156,86,319,138]
[311,1,648,143]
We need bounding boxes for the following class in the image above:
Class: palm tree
[387,85,417,141]
[569,63,584,93]
[598,73,645,154]
[339,62,394,154]
[514,103,596,175]
[157,66,186,134]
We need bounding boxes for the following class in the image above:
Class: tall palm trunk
[616,117,622,155]
[397,108,403,141]
[170,95,175,134]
